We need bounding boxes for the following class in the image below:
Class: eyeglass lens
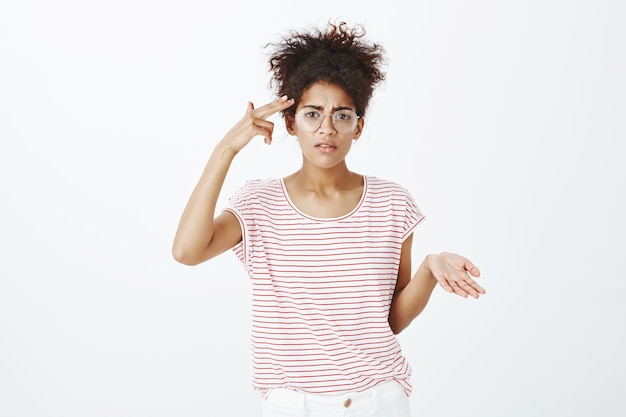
[295,109,358,133]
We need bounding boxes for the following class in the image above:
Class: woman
[173,20,485,417]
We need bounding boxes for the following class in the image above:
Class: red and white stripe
[225,175,425,396]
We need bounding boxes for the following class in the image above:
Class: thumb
[464,259,481,277]
[247,101,254,112]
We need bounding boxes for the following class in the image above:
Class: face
[286,82,364,170]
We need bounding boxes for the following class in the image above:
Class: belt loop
[372,384,379,414]
[300,390,307,417]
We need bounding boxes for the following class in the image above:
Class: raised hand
[427,252,485,299]
[220,95,295,153]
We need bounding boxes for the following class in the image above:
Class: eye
[334,110,354,121]
[303,110,321,119]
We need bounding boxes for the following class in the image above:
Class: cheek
[295,132,314,145]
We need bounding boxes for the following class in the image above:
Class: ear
[285,113,296,135]
[353,116,365,140]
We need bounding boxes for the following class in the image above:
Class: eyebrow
[301,104,355,112]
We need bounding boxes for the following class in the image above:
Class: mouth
[315,143,337,149]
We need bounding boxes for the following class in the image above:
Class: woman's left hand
[427,252,485,299]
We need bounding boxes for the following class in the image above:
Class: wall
[1,1,624,416]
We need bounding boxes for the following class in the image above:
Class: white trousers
[261,380,412,417]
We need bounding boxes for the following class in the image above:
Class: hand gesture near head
[172,95,294,266]
[427,252,485,299]
[220,95,295,153]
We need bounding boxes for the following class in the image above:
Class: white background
[1,1,625,416]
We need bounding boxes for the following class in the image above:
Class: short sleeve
[223,181,253,269]
[402,188,426,241]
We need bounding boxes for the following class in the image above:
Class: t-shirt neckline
[279,175,368,222]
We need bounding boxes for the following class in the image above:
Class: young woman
[173,21,485,417]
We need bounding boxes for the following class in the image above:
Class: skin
[282,82,365,218]
[172,81,485,335]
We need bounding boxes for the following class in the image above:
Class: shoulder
[228,178,285,211]
[364,175,413,198]
[364,176,425,233]
[231,178,282,198]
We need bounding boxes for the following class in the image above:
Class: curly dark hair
[267,21,386,118]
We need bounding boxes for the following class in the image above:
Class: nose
[317,113,336,134]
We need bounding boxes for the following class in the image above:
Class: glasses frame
[294,108,361,134]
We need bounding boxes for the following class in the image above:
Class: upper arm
[201,210,243,262]
[394,233,413,295]
[175,210,242,266]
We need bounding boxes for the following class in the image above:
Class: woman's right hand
[172,95,294,265]
[220,95,295,153]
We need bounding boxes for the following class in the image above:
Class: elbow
[388,315,409,335]
[390,322,407,335]
[172,245,202,266]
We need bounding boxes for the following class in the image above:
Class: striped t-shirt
[225,175,425,396]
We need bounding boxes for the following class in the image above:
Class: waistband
[264,379,405,411]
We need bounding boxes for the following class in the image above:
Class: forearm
[389,255,438,334]
[172,142,237,264]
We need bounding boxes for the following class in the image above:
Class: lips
[315,142,336,149]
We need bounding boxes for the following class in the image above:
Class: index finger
[252,95,295,119]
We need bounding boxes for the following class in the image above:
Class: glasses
[294,108,360,134]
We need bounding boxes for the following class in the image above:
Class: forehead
[299,82,355,109]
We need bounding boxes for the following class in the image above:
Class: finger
[465,279,486,295]
[254,96,293,119]
[449,281,469,298]
[457,280,480,298]
[252,120,275,144]
[463,258,481,277]
[247,101,255,112]
[251,118,275,132]
[438,279,455,294]
[252,119,275,135]
[253,96,295,119]
[460,278,486,298]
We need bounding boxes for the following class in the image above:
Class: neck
[290,161,357,192]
